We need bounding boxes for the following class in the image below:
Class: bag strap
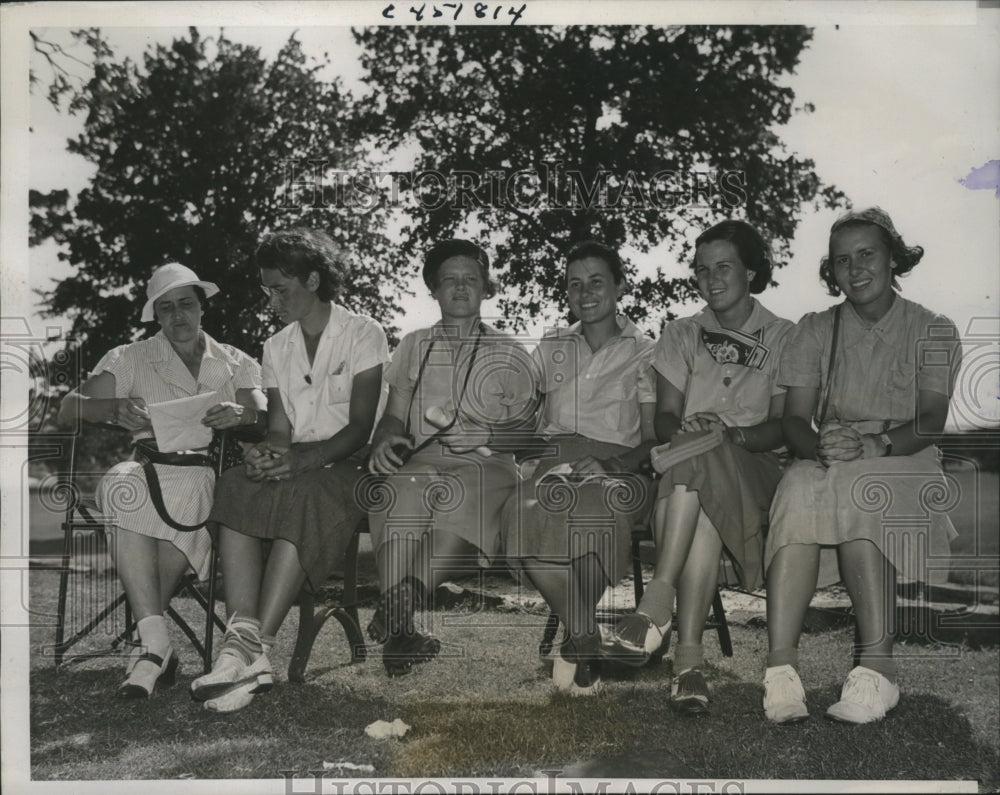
[817,304,842,428]
[132,441,211,532]
[406,322,486,455]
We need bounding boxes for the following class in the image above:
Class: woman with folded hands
[761,208,960,725]
[58,262,265,700]
[606,220,793,715]
[190,228,389,712]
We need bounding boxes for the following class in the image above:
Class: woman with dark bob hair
[762,208,961,725]
[191,227,389,711]
[501,240,658,695]
[366,239,537,677]
[606,220,793,715]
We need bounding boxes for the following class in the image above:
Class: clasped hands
[244,440,320,482]
[816,422,884,467]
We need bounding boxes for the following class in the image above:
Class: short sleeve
[350,318,391,375]
[767,320,795,396]
[91,344,134,398]
[228,347,262,391]
[636,344,657,404]
[652,320,692,395]
[915,314,962,398]
[261,339,278,390]
[777,312,828,390]
[385,331,418,393]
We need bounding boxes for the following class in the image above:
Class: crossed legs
[612,486,720,656]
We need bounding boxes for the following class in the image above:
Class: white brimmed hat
[141,263,220,322]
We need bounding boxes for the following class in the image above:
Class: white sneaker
[203,679,260,713]
[191,649,274,702]
[826,666,900,724]
[762,664,809,724]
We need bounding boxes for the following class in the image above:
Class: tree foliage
[31,28,409,370]
[354,25,845,332]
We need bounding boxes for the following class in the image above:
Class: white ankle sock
[125,614,170,692]
[136,614,170,657]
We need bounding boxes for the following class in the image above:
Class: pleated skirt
[209,455,367,593]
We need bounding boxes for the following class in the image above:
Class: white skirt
[96,460,215,580]
[765,446,958,585]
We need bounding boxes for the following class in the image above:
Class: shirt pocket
[326,373,353,405]
[601,377,637,432]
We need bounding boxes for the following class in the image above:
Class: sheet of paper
[146,391,219,453]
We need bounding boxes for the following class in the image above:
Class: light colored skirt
[501,436,655,584]
[655,435,783,590]
[765,446,958,585]
[366,443,518,578]
[97,460,215,581]
[209,454,367,593]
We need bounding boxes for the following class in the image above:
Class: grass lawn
[22,468,998,789]
[27,565,1000,791]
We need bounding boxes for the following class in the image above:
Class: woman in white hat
[59,262,266,699]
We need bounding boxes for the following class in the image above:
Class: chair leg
[167,602,205,662]
[288,595,316,683]
[712,588,733,658]
[539,612,561,658]
[203,547,219,674]
[288,519,370,682]
[631,535,645,603]
[342,529,360,629]
[54,521,75,667]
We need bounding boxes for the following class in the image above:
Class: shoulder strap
[132,441,211,532]
[817,304,841,427]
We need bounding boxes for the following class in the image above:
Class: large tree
[354,25,844,332]
[31,27,409,369]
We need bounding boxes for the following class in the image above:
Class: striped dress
[94,332,261,580]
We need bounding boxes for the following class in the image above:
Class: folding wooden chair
[537,520,735,661]
[288,516,369,682]
[52,423,228,672]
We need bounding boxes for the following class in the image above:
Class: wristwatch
[878,432,893,457]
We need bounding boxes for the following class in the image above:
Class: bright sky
[12,2,1000,432]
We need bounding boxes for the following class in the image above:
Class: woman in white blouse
[190,228,389,712]
[58,263,265,700]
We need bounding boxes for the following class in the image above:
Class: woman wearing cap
[762,207,961,725]
[366,239,537,677]
[500,240,657,695]
[190,227,389,712]
[58,263,266,699]
[605,220,793,715]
